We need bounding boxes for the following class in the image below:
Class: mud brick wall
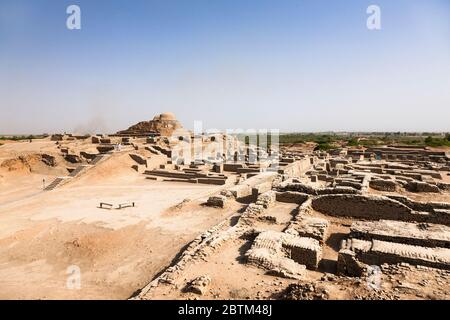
[316,186,360,195]
[129,153,147,165]
[286,215,329,243]
[279,182,316,194]
[349,239,450,270]
[227,184,252,198]
[255,191,276,209]
[312,194,450,225]
[275,191,309,204]
[206,195,228,208]
[278,182,360,196]
[311,195,413,221]
[279,157,312,177]
[387,195,450,213]
[251,181,273,200]
[225,172,277,199]
[245,248,306,279]
[437,182,450,191]
[369,179,398,192]
[337,249,364,277]
[283,236,322,270]
[350,220,450,248]
[406,181,440,193]
[248,231,321,271]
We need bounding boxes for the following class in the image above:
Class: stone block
[206,195,228,208]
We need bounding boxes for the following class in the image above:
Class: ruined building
[116,112,183,137]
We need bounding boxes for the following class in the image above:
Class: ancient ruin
[0,113,449,300]
[116,112,185,137]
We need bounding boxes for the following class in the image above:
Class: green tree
[425,136,433,144]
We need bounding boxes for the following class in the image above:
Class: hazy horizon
[1,0,449,134]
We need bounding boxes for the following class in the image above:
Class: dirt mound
[1,154,42,172]
[0,153,67,176]
[280,282,330,300]
[117,112,184,136]
[74,153,139,183]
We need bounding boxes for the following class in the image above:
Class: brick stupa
[117,112,183,137]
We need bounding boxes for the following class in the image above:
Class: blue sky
[1,0,449,134]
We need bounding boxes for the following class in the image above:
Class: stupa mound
[117,112,183,137]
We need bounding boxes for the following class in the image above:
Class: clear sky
[1,0,449,134]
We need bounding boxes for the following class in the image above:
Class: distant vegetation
[278,132,450,149]
[233,132,450,151]
[279,133,342,150]
[0,135,32,141]
[279,133,336,144]
[239,132,337,150]
[423,135,450,147]
[0,134,48,141]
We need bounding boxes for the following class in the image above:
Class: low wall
[312,195,412,221]
[227,172,277,199]
[279,157,312,177]
[348,238,450,270]
[129,153,147,165]
[312,194,450,225]
[277,182,360,196]
[387,195,450,213]
[350,220,450,248]
[369,179,398,192]
[275,191,309,204]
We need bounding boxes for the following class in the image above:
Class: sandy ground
[0,143,244,299]
[0,139,56,155]
[0,139,69,204]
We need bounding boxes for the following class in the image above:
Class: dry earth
[0,139,244,299]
